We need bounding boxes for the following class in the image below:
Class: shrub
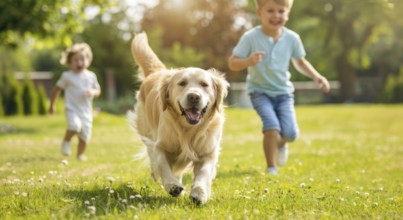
[0,92,3,117]
[94,94,135,115]
[381,67,403,103]
[37,85,48,115]
[22,78,39,115]
[0,79,3,117]
[3,73,23,116]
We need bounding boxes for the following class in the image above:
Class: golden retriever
[129,33,229,204]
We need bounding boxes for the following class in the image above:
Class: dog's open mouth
[179,104,208,125]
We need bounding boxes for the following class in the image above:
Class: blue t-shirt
[233,26,306,96]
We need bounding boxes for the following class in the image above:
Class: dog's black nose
[187,93,200,105]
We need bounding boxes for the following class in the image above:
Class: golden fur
[129,33,229,204]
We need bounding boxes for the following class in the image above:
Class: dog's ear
[159,75,172,111]
[208,68,229,112]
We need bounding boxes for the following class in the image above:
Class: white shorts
[65,111,92,143]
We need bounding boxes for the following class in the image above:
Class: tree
[146,27,205,68]
[22,78,38,115]
[0,80,3,117]
[141,0,250,81]
[290,0,400,102]
[37,85,48,115]
[0,93,3,117]
[2,73,23,116]
[78,9,138,97]
[0,0,115,48]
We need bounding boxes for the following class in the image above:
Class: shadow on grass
[0,123,37,135]
[7,155,61,164]
[59,169,259,217]
[63,183,193,217]
[216,169,260,179]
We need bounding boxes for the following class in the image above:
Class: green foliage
[0,45,32,73]
[0,106,402,218]
[94,93,135,115]
[381,67,403,103]
[1,0,403,104]
[147,28,205,68]
[0,79,3,117]
[142,0,248,74]
[0,91,3,117]
[31,49,62,72]
[78,7,138,98]
[37,85,48,115]
[0,0,117,48]
[287,0,399,101]
[22,78,39,115]
[2,73,23,116]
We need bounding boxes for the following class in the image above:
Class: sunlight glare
[173,0,184,6]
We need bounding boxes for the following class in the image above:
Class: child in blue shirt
[228,0,330,175]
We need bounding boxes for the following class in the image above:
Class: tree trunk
[336,53,356,102]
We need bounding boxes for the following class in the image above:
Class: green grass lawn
[0,105,402,219]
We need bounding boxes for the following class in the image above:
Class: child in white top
[49,43,101,161]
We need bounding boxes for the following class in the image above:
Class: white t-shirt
[57,70,100,122]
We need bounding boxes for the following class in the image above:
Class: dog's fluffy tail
[131,32,166,79]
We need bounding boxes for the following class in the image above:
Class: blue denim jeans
[250,92,299,142]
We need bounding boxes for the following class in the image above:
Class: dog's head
[160,68,229,125]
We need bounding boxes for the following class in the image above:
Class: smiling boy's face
[257,0,290,34]
[69,51,88,73]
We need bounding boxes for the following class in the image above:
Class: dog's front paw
[168,185,184,197]
[190,186,208,205]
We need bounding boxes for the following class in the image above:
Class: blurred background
[1,0,402,116]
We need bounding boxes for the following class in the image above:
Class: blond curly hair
[254,0,294,9]
[60,43,93,66]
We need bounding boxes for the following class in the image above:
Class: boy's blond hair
[60,43,93,66]
[255,0,294,9]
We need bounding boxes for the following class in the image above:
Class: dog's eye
[179,81,187,87]
[200,81,209,87]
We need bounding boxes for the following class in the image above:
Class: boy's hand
[315,76,330,93]
[248,51,265,66]
[85,89,95,97]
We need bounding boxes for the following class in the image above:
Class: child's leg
[263,130,279,168]
[61,130,76,156]
[76,122,91,161]
[63,130,76,141]
[77,138,86,157]
[276,94,299,166]
[249,92,280,173]
[277,94,299,143]
[278,138,287,148]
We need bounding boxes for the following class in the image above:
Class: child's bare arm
[292,58,330,93]
[228,51,265,71]
[49,86,62,114]
[85,89,101,97]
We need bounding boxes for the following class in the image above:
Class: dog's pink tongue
[185,109,201,124]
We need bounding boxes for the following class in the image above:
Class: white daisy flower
[87,206,96,215]
[107,177,115,183]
